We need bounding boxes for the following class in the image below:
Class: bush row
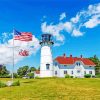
[0,80,20,88]
[95,74,100,78]
[65,74,96,78]
[65,74,73,78]
[0,81,7,88]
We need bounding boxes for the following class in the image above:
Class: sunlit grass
[0,78,100,100]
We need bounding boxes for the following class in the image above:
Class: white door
[75,66,83,78]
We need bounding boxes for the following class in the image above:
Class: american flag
[19,50,29,56]
[14,30,32,41]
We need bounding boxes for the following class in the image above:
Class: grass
[0,78,100,100]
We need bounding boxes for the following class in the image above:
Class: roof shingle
[55,56,96,66]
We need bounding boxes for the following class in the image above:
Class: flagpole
[12,29,14,81]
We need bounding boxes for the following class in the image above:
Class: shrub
[65,74,70,78]
[0,81,7,88]
[27,72,34,79]
[70,76,73,78]
[96,74,100,78]
[52,76,58,78]
[0,74,10,78]
[12,80,20,86]
[92,75,96,78]
[84,74,91,78]
[13,73,19,78]
[35,76,40,79]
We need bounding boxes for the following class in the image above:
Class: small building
[53,54,96,78]
[34,70,40,77]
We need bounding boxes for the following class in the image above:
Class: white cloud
[73,3,100,28]
[72,29,83,37]
[41,22,65,42]
[41,3,100,46]
[71,14,80,23]
[0,33,40,65]
[63,22,73,32]
[84,15,100,28]
[59,12,66,20]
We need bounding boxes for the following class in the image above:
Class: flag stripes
[19,50,29,56]
[14,30,32,41]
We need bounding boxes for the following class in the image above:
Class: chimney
[63,53,66,58]
[80,55,83,58]
[70,54,72,58]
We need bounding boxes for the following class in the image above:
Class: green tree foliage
[0,81,7,88]
[0,65,9,76]
[29,67,36,72]
[27,72,34,78]
[84,74,91,78]
[89,55,100,75]
[17,66,29,77]
[13,73,19,78]
[65,74,71,78]
[12,80,20,86]
[17,66,37,77]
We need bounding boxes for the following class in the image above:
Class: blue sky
[0,0,100,71]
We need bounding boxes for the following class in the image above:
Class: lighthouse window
[55,71,57,75]
[64,70,67,74]
[42,35,50,41]
[71,71,73,74]
[46,64,50,70]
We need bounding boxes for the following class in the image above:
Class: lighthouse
[40,34,54,77]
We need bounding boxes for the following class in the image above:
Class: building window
[46,64,50,70]
[55,62,58,66]
[55,71,57,75]
[71,71,73,74]
[76,62,80,66]
[77,70,80,73]
[84,71,86,74]
[89,66,92,67]
[64,65,67,67]
[89,71,92,74]
[76,63,78,66]
[64,70,67,74]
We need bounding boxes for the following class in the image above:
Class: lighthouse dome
[40,34,54,46]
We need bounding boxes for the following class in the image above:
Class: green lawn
[0,78,100,100]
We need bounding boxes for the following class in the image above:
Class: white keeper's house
[34,34,96,78]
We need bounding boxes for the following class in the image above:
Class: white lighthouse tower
[40,34,54,77]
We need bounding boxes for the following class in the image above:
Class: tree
[17,66,29,77]
[27,72,34,78]
[29,67,36,72]
[0,65,9,76]
[13,73,19,78]
[89,55,100,74]
[0,65,10,78]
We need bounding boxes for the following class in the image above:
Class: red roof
[35,70,40,74]
[55,55,96,66]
